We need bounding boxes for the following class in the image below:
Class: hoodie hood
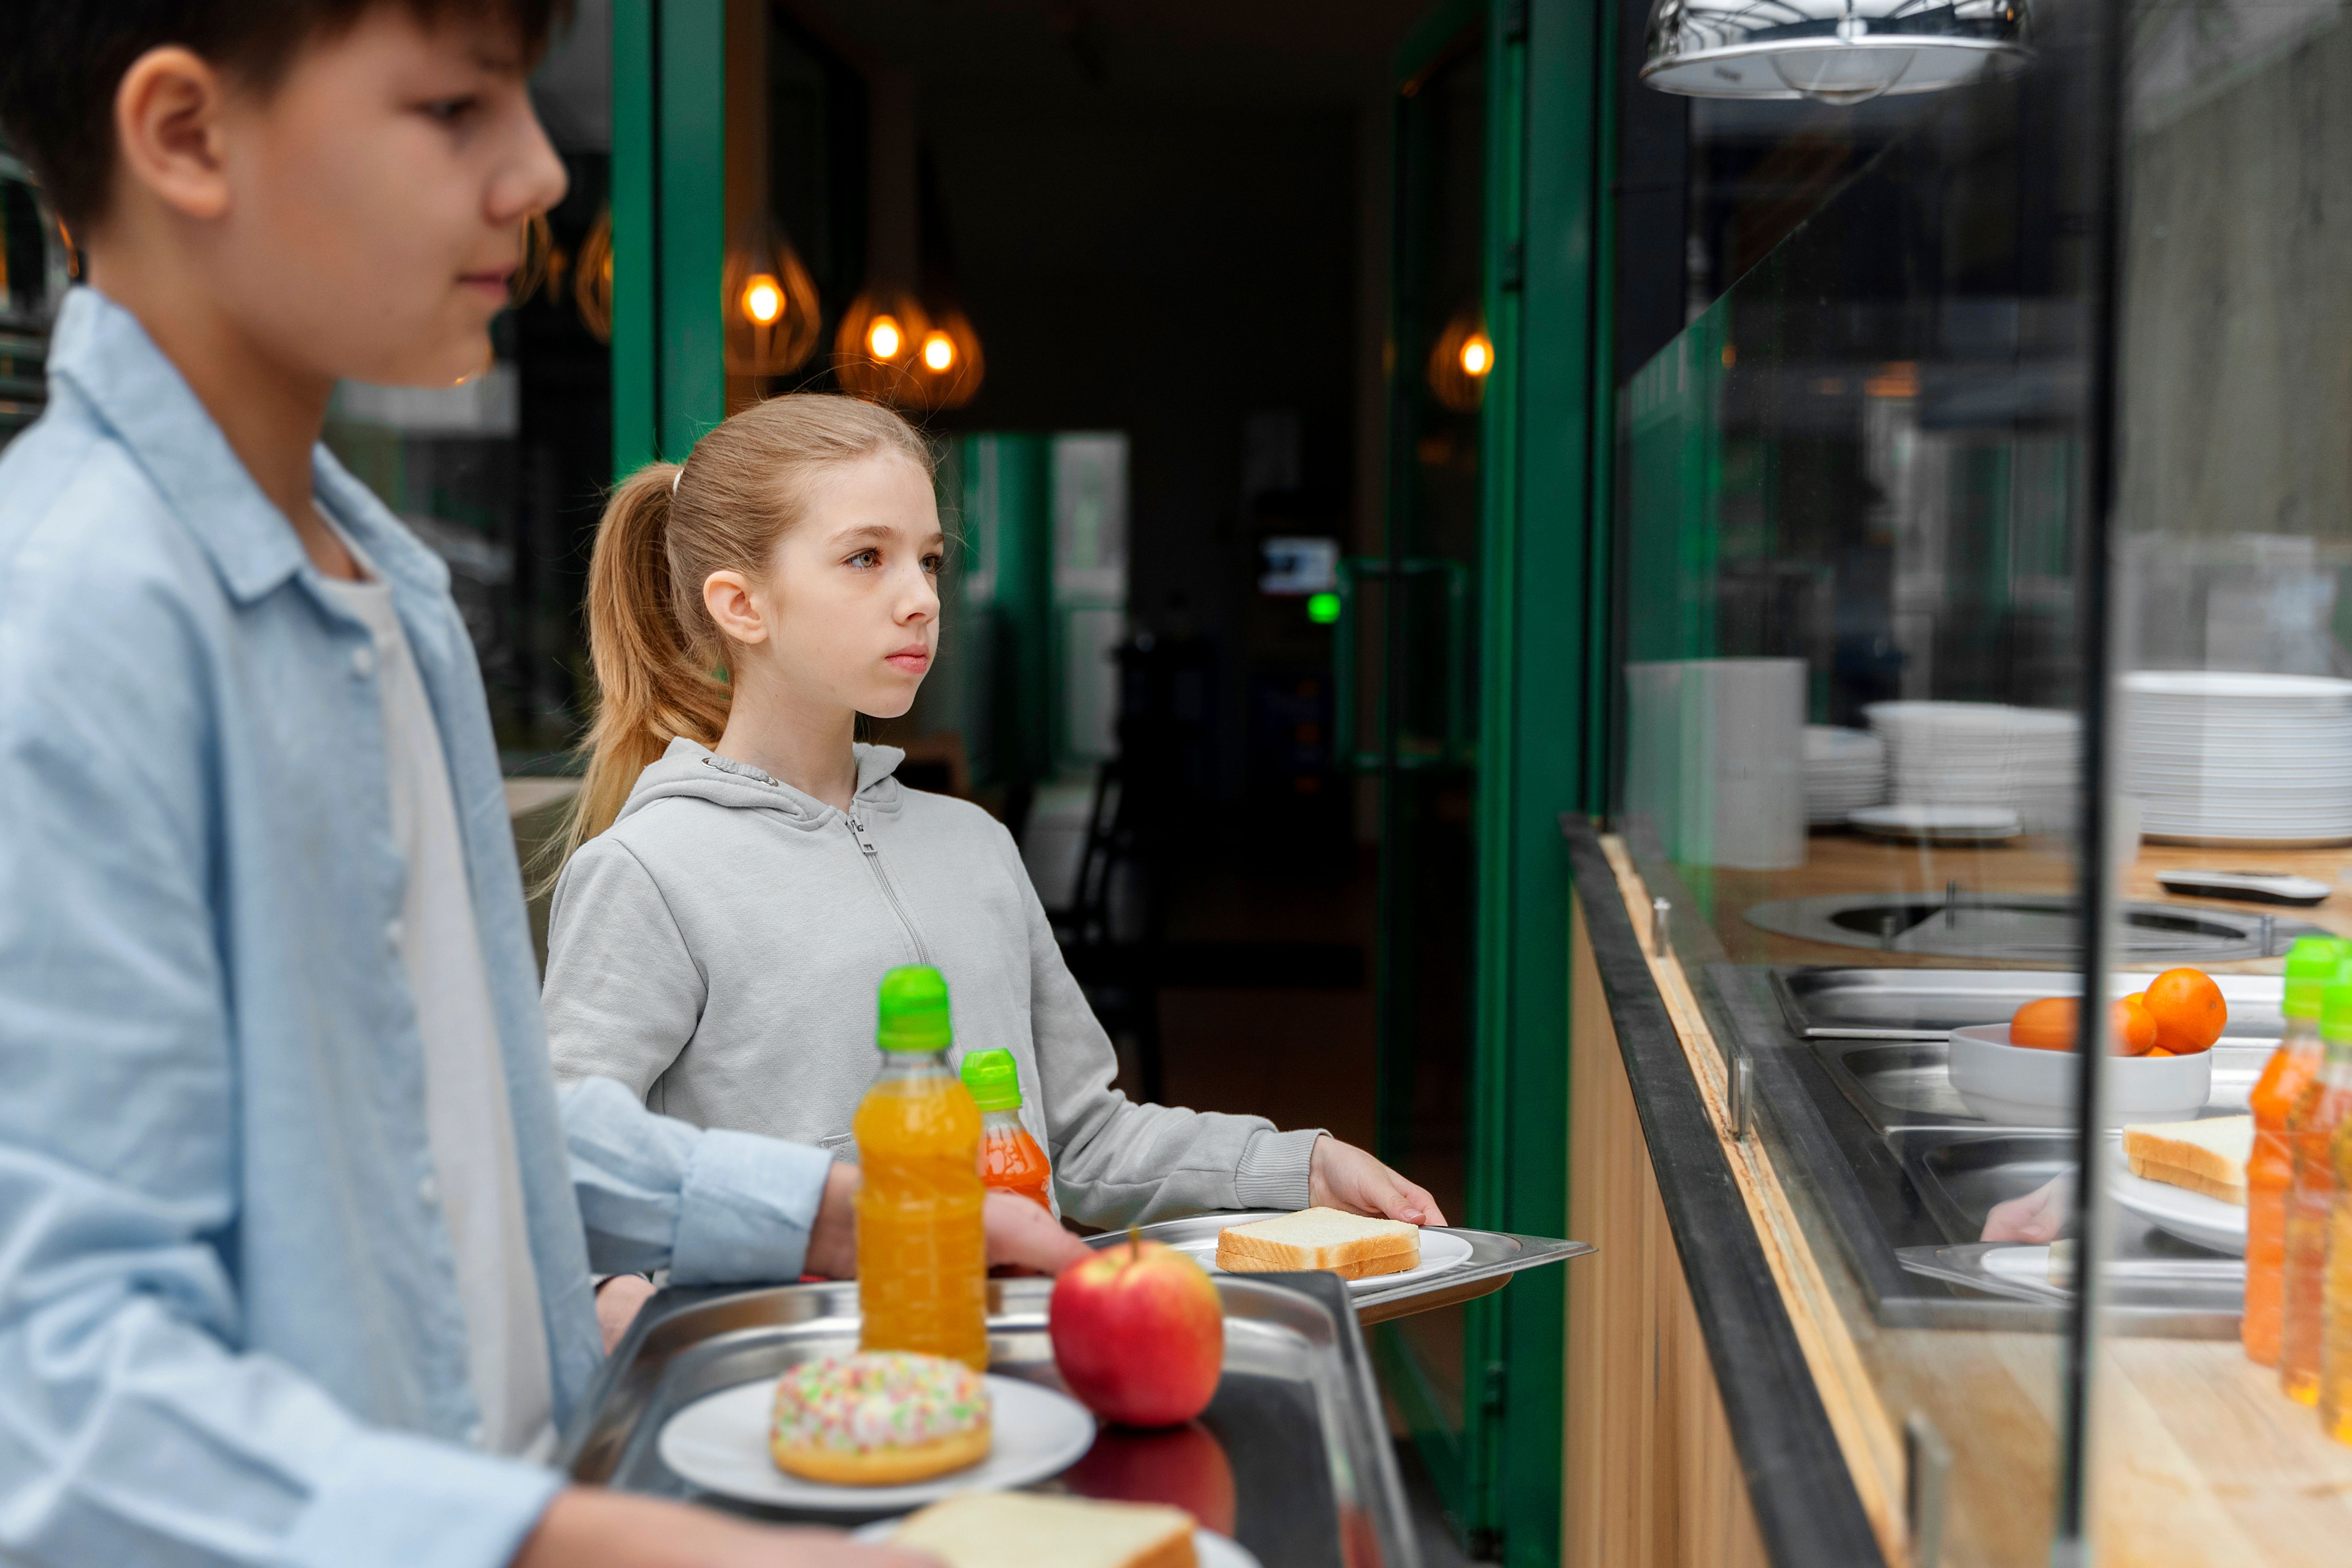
[613,736,906,830]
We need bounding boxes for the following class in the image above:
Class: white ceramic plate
[2108,1146,2247,1256]
[1166,1226,1476,1292]
[855,1517,1263,1567]
[659,1374,1095,1512]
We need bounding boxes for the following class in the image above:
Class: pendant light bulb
[1460,334,1493,378]
[922,331,956,372]
[868,316,904,361]
[1428,305,1491,413]
[741,274,784,325]
[721,213,822,377]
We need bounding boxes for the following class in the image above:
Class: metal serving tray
[1096,1214,1593,1325]
[1773,965,2287,1042]
[559,1274,1422,1568]
[1890,1130,2241,1336]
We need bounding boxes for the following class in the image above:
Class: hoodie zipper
[844,814,932,965]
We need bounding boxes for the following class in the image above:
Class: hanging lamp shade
[574,205,614,344]
[722,214,823,378]
[908,304,985,411]
[1641,0,2029,104]
[1426,305,1493,414]
[834,284,936,406]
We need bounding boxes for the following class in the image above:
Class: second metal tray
[1094,1214,1593,1324]
[560,1273,1422,1568]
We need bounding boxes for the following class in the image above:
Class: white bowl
[1946,1024,2213,1127]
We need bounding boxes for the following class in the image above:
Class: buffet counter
[1562,819,2352,1568]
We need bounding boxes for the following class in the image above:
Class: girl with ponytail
[542,394,1441,1273]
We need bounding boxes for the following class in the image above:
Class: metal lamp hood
[1641,0,2030,103]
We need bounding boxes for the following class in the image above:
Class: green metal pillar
[1468,0,1614,1563]
[610,0,725,478]
[961,434,1054,793]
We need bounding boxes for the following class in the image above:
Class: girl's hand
[983,1190,1092,1274]
[1308,1136,1448,1226]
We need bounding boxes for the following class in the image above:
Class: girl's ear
[703,569,769,646]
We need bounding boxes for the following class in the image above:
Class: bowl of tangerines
[1946,968,2227,1127]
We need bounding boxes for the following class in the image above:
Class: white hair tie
[671,465,684,496]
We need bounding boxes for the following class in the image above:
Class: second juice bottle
[855,964,989,1370]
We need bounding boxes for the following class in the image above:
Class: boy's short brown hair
[0,0,571,230]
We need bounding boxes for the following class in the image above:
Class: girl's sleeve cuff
[1234,1127,1324,1211]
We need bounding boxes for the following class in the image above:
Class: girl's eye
[846,549,881,568]
[921,553,944,575]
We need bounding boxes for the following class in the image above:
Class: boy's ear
[113,46,234,226]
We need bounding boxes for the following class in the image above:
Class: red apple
[1049,1239,1223,1427]
[1062,1422,1237,1534]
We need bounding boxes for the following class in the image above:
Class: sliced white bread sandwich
[1216,1206,1420,1280]
[2123,1115,2252,1205]
[884,1491,1197,1568]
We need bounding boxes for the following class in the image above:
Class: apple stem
[1126,1223,1141,1269]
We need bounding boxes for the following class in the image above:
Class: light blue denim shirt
[0,290,835,1568]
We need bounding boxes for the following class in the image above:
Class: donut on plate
[769,1351,993,1485]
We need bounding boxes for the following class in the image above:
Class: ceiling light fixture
[1427,306,1492,414]
[722,213,822,379]
[1641,0,2030,104]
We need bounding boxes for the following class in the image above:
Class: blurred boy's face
[113,4,566,388]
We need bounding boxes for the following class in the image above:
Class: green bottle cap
[876,964,953,1052]
[959,1048,1024,1111]
[2320,964,2352,1043]
[2284,936,2349,1019]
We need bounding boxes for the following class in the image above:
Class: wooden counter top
[1579,831,2352,1568]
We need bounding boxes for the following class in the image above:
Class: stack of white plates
[2122,671,2352,845]
[1863,701,2081,833]
[1804,725,1887,825]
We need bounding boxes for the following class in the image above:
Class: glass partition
[2084,2,2352,1554]
[1611,2,2120,1558]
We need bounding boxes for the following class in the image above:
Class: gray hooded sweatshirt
[541,738,1322,1228]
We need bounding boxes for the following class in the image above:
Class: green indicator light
[1306,592,1340,625]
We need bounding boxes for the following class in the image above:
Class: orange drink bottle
[2322,1114,2352,1444]
[2281,969,2352,1404]
[2246,937,2344,1364]
[961,1048,1054,1212]
[854,965,989,1371]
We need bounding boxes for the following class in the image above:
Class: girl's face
[705,453,945,721]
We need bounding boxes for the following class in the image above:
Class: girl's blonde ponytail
[543,393,935,888]
[550,461,731,876]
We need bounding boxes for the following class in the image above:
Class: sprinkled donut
[769,1352,993,1485]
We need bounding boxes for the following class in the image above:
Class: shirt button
[418,1175,440,1207]
[351,645,377,678]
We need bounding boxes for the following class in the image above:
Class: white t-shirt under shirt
[317,544,555,1461]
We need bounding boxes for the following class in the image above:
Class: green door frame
[1382,0,1615,1562]
[612,0,727,477]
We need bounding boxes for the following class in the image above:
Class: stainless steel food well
[1093,1214,1594,1324]
[1772,965,2287,1042]
[558,1273,1422,1568]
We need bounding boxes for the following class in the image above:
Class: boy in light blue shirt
[0,5,1079,1567]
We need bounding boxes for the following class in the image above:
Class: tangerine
[2143,968,2226,1055]
[2113,993,2159,1056]
[2010,997,2078,1051]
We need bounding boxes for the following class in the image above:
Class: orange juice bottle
[2281,971,2352,1404]
[2321,1114,2352,1444]
[2247,937,2344,1364]
[961,1048,1054,1212]
[855,965,988,1370]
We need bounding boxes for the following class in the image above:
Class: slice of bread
[1216,1207,1421,1279]
[885,1491,1197,1568]
[2122,1115,2252,1206]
